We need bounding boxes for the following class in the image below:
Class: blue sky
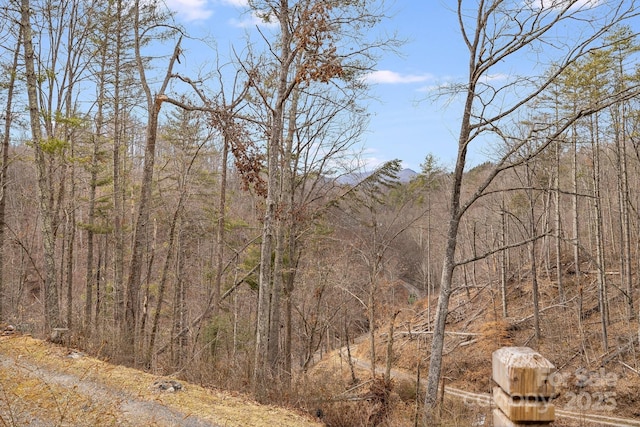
[161,1,493,171]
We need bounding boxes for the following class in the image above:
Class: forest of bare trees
[2,0,640,425]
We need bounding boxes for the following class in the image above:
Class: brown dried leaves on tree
[210,111,267,197]
[294,2,343,84]
[230,136,267,197]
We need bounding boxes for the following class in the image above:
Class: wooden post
[492,347,556,426]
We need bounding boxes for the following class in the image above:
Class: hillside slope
[305,269,640,426]
[0,335,320,427]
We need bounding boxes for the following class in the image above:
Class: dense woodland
[2,0,640,425]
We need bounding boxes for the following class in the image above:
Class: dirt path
[0,353,214,426]
[0,335,320,427]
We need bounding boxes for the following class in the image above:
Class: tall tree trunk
[124,5,180,356]
[268,219,285,373]
[21,0,61,332]
[282,186,300,385]
[426,196,432,328]
[424,77,473,409]
[385,311,399,383]
[421,2,640,411]
[614,107,633,320]
[542,182,552,279]
[95,236,106,331]
[282,245,295,384]
[138,220,157,342]
[254,1,293,392]
[64,23,78,331]
[213,134,229,313]
[368,262,378,380]
[124,97,161,357]
[84,24,111,332]
[571,128,581,297]
[172,232,187,368]
[145,131,201,367]
[590,118,609,351]
[269,85,300,378]
[112,0,126,331]
[145,209,179,368]
[84,136,99,331]
[65,195,76,330]
[500,195,508,318]
[64,148,76,331]
[529,183,541,340]
[554,138,565,304]
[0,25,21,321]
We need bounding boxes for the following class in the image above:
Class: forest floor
[0,334,320,427]
[306,270,640,426]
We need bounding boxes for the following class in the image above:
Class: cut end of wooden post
[493,347,556,398]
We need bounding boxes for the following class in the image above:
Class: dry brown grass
[0,335,321,427]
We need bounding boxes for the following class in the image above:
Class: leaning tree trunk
[124,6,181,357]
[145,199,182,368]
[424,77,473,410]
[123,95,162,356]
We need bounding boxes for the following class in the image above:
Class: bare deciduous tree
[20,0,61,332]
[246,0,396,392]
[0,17,22,322]
[423,0,640,411]
[123,0,181,357]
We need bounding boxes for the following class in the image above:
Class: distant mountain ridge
[337,168,418,185]
[397,168,418,182]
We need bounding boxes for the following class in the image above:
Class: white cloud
[362,70,433,85]
[219,0,248,6]
[526,0,601,11]
[165,0,214,22]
